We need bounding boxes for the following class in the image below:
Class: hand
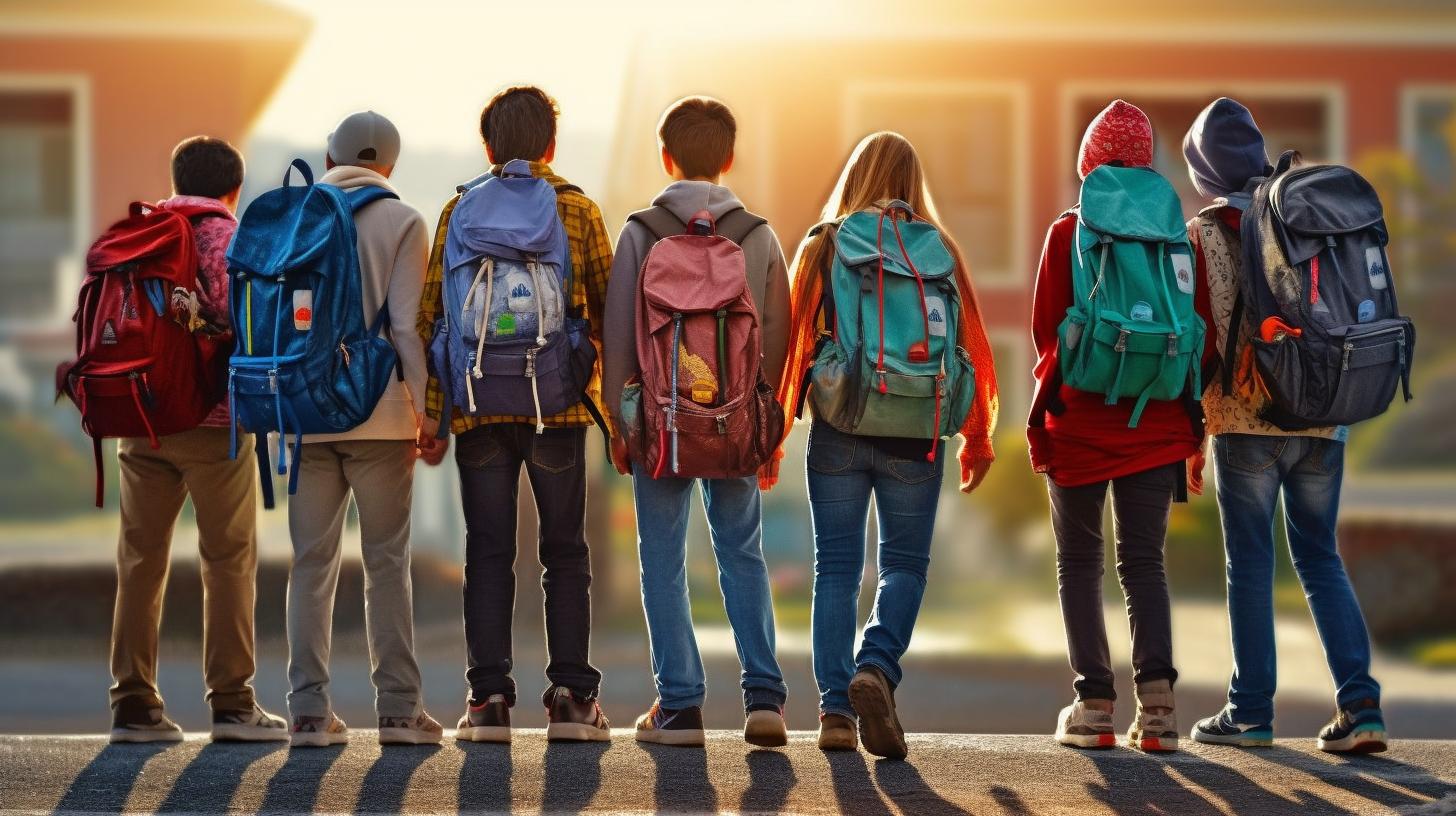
[1187,446,1207,497]
[959,455,993,494]
[416,415,449,466]
[609,434,631,476]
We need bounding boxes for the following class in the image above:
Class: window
[846,83,1026,286]
[0,87,79,327]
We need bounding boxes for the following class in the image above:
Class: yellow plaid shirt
[415,162,613,432]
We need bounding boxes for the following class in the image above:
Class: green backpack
[1058,165,1204,427]
[808,201,976,448]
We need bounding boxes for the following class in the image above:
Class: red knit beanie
[1078,99,1153,179]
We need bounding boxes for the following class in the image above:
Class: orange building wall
[0,35,301,232]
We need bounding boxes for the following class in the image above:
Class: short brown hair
[479,86,559,163]
[170,136,243,199]
[657,96,736,179]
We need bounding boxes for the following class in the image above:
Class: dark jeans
[456,423,600,706]
[1047,463,1180,702]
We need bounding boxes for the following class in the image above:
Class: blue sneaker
[1317,698,1387,753]
[1190,710,1274,747]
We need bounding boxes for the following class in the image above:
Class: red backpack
[57,201,228,506]
[619,207,784,479]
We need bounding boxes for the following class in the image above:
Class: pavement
[1,730,1454,816]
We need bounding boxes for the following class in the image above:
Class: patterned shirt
[415,162,613,432]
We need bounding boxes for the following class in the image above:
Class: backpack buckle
[716,415,727,435]
[1166,333,1178,357]
[1115,329,1129,353]
[524,345,538,377]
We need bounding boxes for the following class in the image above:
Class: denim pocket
[455,428,503,469]
[1221,434,1286,474]
[887,454,940,485]
[530,429,579,474]
[806,429,855,474]
[1306,437,1345,476]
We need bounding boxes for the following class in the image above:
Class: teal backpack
[1058,164,1204,427]
[807,201,976,451]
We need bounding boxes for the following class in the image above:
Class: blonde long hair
[777,131,998,453]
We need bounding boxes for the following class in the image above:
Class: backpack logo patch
[100,319,119,345]
[1173,252,1195,294]
[1366,247,1388,290]
[925,295,948,337]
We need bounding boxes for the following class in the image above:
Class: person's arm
[601,224,648,434]
[952,255,998,493]
[573,196,614,422]
[387,208,430,417]
[1026,216,1075,474]
[757,229,792,393]
[416,196,457,441]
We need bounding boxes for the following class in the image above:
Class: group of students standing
[96,87,1386,761]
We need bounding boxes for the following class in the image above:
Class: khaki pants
[286,439,423,720]
[110,426,260,712]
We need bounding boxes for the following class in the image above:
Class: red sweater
[1027,214,1201,487]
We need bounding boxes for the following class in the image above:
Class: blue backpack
[428,159,596,434]
[226,159,400,495]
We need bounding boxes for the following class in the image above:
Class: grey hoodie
[601,180,790,431]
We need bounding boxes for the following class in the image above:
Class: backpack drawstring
[463,257,493,412]
[530,259,547,433]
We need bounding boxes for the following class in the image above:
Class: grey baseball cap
[326,110,400,168]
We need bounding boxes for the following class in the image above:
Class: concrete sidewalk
[1,731,1453,816]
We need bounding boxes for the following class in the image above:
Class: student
[776,131,999,759]
[1028,100,1200,752]
[601,95,791,748]
[1182,97,1387,753]
[415,85,614,743]
[107,136,287,743]
[285,110,442,747]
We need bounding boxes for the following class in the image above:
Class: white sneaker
[211,704,289,742]
[289,713,348,748]
[379,711,444,745]
[1055,700,1116,749]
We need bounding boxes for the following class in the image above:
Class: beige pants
[110,426,260,712]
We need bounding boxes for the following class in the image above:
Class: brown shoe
[849,665,907,759]
[544,686,610,742]
[817,712,857,751]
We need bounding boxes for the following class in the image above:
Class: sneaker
[633,702,706,746]
[289,713,348,748]
[1129,709,1179,752]
[456,695,511,743]
[817,712,857,751]
[379,711,444,745]
[1190,710,1274,747]
[1317,698,1387,754]
[110,699,184,744]
[544,686,610,742]
[211,704,289,742]
[744,706,788,748]
[848,665,907,759]
[1054,700,1116,749]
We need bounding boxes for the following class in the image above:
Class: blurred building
[603,0,1456,422]
[0,0,309,411]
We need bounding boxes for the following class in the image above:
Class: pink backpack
[620,207,783,479]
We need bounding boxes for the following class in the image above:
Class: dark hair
[479,85,559,163]
[170,136,244,199]
[657,96,736,179]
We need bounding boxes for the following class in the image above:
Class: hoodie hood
[319,163,399,194]
[159,194,235,220]
[649,180,745,230]
[1183,97,1271,199]
[1078,99,1154,180]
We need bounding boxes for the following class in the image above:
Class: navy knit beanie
[1183,97,1271,198]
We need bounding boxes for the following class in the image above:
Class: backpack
[1235,150,1415,429]
[427,159,596,433]
[1057,164,1205,427]
[56,200,229,506]
[618,206,784,479]
[225,159,400,495]
[805,201,976,453]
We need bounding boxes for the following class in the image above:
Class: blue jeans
[631,467,787,712]
[456,423,599,707]
[805,423,944,718]
[1213,433,1379,725]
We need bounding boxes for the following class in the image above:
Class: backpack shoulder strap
[715,208,768,246]
[627,206,685,242]
[346,185,399,212]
